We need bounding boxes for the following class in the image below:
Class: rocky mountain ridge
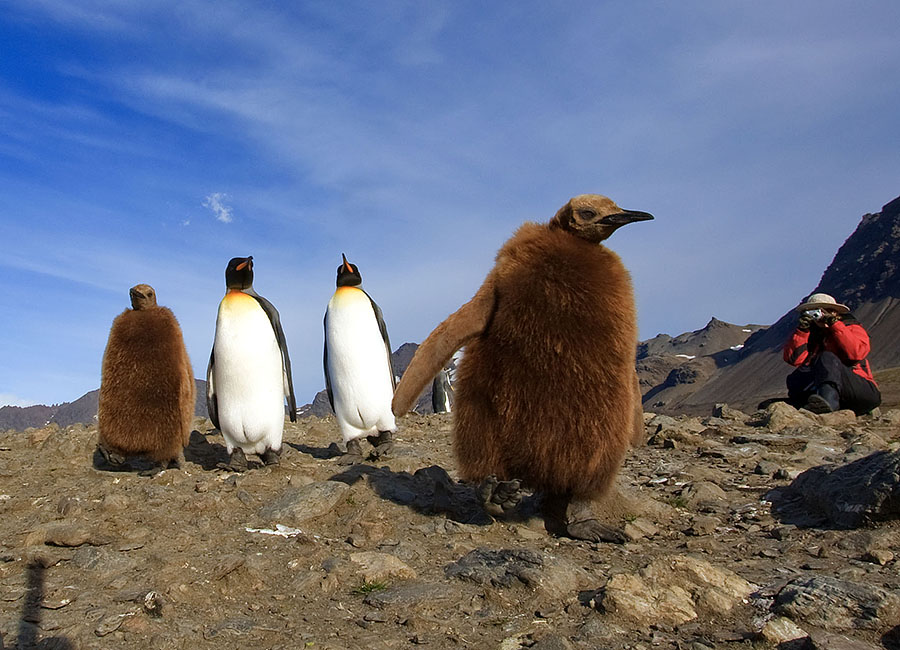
[658,194,900,414]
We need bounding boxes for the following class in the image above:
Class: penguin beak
[600,210,654,226]
[236,257,252,271]
[341,253,352,273]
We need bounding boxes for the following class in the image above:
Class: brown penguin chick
[97,284,196,471]
[392,194,652,541]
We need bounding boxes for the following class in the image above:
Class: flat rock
[774,575,900,631]
[362,581,456,609]
[763,402,816,432]
[759,616,808,644]
[679,481,727,507]
[350,552,417,582]
[444,547,590,599]
[780,450,900,528]
[257,480,349,523]
[600,555,754,627]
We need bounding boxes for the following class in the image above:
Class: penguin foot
[478,475,524,517]
[260,448,281,466]
[565,518,627,543]
[367,431,394,459]
[217,448,249,472]
[337,438,364,466]
[97,443,127,468]
[543,495,625,543]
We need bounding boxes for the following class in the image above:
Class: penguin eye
[577,209,597,221]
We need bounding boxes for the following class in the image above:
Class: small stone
[862,549,893,566]
[95,609,139,637]
[531,634,575,650]
[759,617,808,644]
[687,515,719,536]
[754,461,779,476]
[143,590,165,617]
[350,552,417,583]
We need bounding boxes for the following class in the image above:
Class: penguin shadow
[285,441,343,460]
[15,561,76,649]
[91,447,157,474]
[91,430,229,474]
[183,429,231,471]
[763,484,833,530]
[329,463,541,526]
[883,625,900,650]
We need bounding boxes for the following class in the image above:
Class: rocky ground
[1,404,899,650]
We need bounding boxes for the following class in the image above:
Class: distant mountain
[637,318,764,409]
[656,194,900,414]
[0,380,209,432]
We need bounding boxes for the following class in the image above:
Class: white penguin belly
[213,295,286,454]
[325,290,396,441]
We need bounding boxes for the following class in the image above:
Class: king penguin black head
[336,253,362,287]
[225,256,254,290]
[549,194,653,244]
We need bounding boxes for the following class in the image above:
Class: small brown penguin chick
[98,284,196,472]
[392,194,652,542]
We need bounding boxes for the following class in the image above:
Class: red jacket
[783,319,877,384]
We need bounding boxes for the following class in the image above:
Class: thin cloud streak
[203,192,234,224]
[1,1,898,407]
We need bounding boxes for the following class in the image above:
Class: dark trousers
[786,351,881,415]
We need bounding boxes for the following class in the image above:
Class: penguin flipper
[366,293,396,390]
[206,348,220,430]
[392,275,497,416]
[248,290,297,422]
[323,331,335,412]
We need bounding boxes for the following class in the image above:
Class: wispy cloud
[203,192,234,223]
[0,394,38,408]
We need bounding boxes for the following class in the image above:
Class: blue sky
[2,1,899,408]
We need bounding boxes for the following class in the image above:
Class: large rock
[783,450,900,528]
[256,481,349,524]
[444,547,590,599]
[774,575,900,631]
[600,555,755,627]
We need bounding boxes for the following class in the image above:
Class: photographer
[783,293,881,415]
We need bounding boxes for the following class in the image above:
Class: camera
[803,309,824,321]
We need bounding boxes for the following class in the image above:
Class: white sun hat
[796,292,850,314]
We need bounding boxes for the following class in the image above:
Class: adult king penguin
[431,367,453,414]
[98,284,195,473]
[324,254,397,464]
[207,256,297,471]
[392,194,652,542]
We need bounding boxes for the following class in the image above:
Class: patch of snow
[675,354,696,360]
[730,344,744,351]
[742,329,752,332]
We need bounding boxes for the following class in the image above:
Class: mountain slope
[675,194,900,413]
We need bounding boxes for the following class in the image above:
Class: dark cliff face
[815,196,900,306]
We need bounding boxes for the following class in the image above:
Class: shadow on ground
[329,463,542,527]
[16,561,76,649]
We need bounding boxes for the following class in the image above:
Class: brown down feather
[98,304,195,463]
[393,203,643,500]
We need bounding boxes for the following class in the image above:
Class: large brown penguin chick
[392,194,652,542]
[98,284,196,470]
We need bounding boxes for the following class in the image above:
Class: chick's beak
[600,210,654,226]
